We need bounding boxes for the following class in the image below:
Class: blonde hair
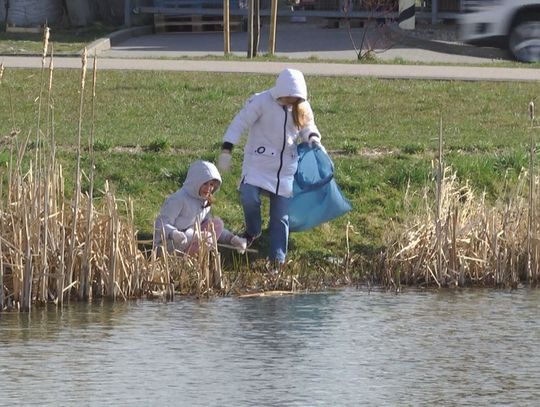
[204,194,215,208]
[292,101,312,129]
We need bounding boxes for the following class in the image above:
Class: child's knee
[201,218,224,238]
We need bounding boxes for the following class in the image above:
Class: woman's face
[278,96,301,106]
[199,180,219,199]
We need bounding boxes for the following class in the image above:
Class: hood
[269,68,308,101]
[182,160,222,200]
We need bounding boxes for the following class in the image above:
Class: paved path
[2,55,539,82]
[1,22,538,82]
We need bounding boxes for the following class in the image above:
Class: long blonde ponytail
[292,101,312,129]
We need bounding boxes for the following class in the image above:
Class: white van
[459,0,540,62]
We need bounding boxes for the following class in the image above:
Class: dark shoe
[240,232,260,248]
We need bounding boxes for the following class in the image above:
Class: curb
[390,25,511,61]
[86,25,153,56]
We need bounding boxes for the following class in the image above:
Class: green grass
[1,67,539,265]
[142,52,535,69]
[0,23,117,54]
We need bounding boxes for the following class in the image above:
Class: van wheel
[509,18,540,62]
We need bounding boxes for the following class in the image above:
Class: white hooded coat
[153,160,222,247]
[223,68,320,197]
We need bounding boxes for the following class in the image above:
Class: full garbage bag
[289,142,352,232]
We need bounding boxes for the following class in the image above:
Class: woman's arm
[223,94,264,147]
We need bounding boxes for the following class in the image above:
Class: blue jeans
[239,182,290,264]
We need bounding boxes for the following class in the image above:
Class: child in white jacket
[154,160,246,256]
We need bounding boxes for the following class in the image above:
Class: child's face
[199,180,219,199]
[277,96,301,106]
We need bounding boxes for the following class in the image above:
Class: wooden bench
[139,0,247,32]
[154,13,245,32]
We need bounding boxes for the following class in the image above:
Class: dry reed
[383,108,540,288]
[0,134,232,311]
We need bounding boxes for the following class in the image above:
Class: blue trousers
[239,182,290,264]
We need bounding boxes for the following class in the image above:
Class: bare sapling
[344,0,398,60]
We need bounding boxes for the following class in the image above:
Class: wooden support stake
[224,0,230,54]
[247,0,254,58]
[268,0,278,55]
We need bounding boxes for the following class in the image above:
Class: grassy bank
[1,64,539,291]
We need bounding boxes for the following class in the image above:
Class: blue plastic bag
[289,143,352,232]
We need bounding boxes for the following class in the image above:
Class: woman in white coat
[218,68,322,270]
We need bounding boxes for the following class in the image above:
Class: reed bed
[382,111,540,288]
[0,143,233,311]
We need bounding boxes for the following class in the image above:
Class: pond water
[1,288,539,406]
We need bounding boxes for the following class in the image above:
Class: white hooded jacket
[153,160,222,247]
[223,68,320,197]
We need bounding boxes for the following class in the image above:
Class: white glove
[230,235,247,254]
[308,135,322,148]
[217,151,232,172]
[171,230,187,248]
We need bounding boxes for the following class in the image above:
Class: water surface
[1,288,539,406]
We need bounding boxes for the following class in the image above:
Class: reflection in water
[1,289,540,406]
[0,301,130,343]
